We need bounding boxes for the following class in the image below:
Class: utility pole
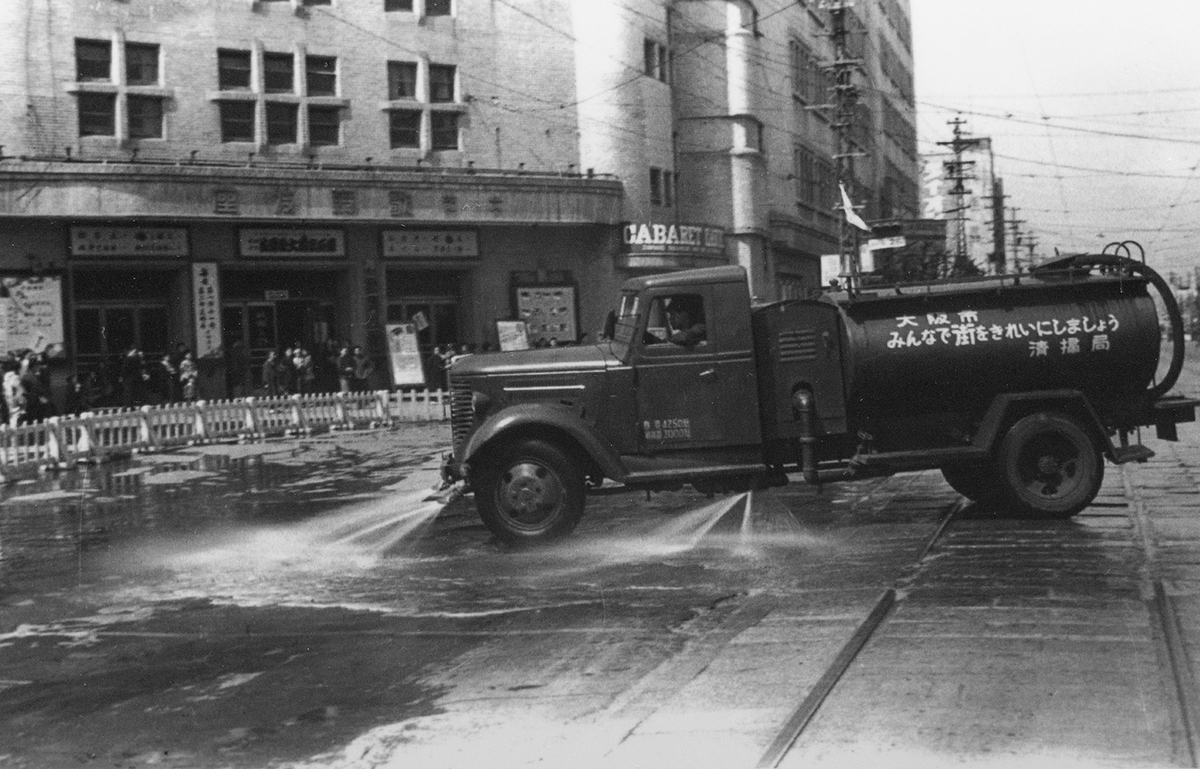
[1024,236,1037,270]
[825,0,865,289]
[1006,207,1025,272]
[937,117,986,277]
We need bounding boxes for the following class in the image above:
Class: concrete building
[0,0,917,401]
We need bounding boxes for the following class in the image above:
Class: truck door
[634,288,762,451]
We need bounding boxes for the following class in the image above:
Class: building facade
[0,0,917,401]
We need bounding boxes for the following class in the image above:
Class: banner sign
[496,320,530,352]
[623,222,725,257]
[382,230,479,258]
[239,229,345,258]
[515,285,577,344]
[386,323,426,386]
[192,263,222,358]
[0,276,64,355]
[70,226,189,258]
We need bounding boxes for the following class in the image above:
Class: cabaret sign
[623,222,725,256]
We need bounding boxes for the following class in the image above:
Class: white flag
[839,182,871,232]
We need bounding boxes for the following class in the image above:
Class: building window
[308,106,340,146]
[125,43,159,86]
[263,52,294,93]
[78,93,116,136]
[644,39,669,83]
[428,64,456,103]
[76,39,112,82]
[389,110,421,148]
[219,102,255,142]
[790,39,824,106]
[649,167,673,206]
[218,49,252,90]
[127,95,163,139]
[426,0,451,16]
[431,112,459,150]
[306,55,337,96]
[385,0,413,9]
[388,61,417,100]
[266,102,298,145]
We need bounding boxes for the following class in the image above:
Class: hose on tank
[1033,252,1184,399]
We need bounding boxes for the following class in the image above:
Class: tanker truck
[441,253,1198,544]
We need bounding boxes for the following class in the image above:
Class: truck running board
[851,446,990,473]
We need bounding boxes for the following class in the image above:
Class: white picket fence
[0,389,449,476]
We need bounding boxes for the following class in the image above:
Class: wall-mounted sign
[70,227,189,258]
[623,222,725,257]
[382,230,479,258]
[515,285,577,344]
[496,320,530,352]
[386,323,426,386]
[239,229,344,258]
[192,263,222,358]
[0,276,64,355]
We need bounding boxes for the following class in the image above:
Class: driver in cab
[661,295,707,347]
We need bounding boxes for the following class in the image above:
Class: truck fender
[972,390,1118,460]
[459,403,628,482]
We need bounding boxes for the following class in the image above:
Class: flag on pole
[839,182,871,232]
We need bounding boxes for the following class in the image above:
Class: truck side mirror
[603,310,617,340]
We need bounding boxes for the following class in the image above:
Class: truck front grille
[449,375,475,453]
[778,329,818,362]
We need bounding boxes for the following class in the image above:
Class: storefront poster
[515,286,577,344]
[0,276,64,355]
[496,320,530,352]
[387,323,426,386]
[192,263,222,358]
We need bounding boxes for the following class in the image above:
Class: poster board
[0,276,65,356]
[496,320,531,352]
[192,263,222,358]
[386,323,426,386]
[514,285,577,344]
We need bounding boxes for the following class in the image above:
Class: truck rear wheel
[996,412,1103,519]
[473,439,585,544]
[940,465,999,504]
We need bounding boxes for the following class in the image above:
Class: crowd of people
[259,342,376,397]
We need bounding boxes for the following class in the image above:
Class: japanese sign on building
[623,223,725,257]
[382,230,479,258]
[239,229,345,258]
[884,309,1118,357]
[515,286,577,344]
[70,227,189,258]
[0,276,64,355]
[192,263,222,358]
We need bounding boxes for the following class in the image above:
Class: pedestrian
[262,350,280,396]
[226,338,248,397]
[120,346,146,407]
[292,346,315,395]
[3,362,23,427]
[337,345,354,394]
[278,347,296,394]
[19,355,50,424]
[179,350,199,401]
[352,346,375,392]
[159,353,179,402]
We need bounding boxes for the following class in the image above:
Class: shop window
[125,43,159,86]
[385,0,413,9]
[220,101,255,142]
[426,0,451,16]
[387,61,417,100]
[76,38,111,81]
[127,95,163,139]
[78,93,116,136]
[263,52,294,93]
[306,55,337,96]
[218,49,252,90]
[266,102,298,145]
[308,106,340,146]
[389,109,421,148]
[431,112,459,151]
[428,64,456,103]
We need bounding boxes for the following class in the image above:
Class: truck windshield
[613,292,640,347]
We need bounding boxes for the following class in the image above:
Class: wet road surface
[1,352,1200,768]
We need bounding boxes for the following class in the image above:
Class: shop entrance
[386,269,463,388]
[220,269,345,394]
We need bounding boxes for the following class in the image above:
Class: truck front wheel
[996,412,1103,519]
[473,439,585,544]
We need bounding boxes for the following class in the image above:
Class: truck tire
[940,465,999,504]
[473,438,585,544]
[996,412,1103,519]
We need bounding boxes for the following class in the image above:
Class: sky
[911,0,1200,284]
